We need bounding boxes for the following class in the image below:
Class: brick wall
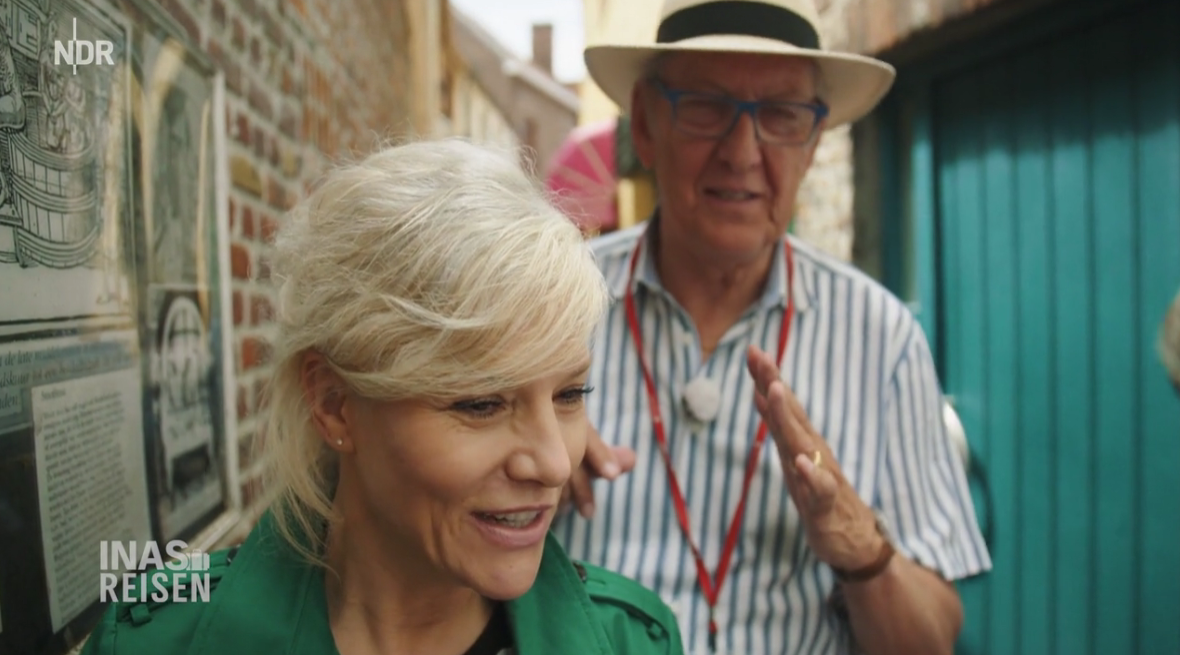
[153,0,429,529]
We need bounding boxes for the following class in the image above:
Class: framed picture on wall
[128,0,234,546]
[0,0,144,653]
[0,1,235,653]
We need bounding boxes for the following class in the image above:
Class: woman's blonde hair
[260,138,609,562]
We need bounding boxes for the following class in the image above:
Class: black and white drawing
[137,14,226,542]
[0,0,133,325]
[147,287,224,540]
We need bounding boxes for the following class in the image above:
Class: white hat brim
[585,35,896,129]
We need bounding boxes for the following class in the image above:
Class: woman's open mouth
[471,506,551,549]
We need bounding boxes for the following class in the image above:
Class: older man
[551,1,991,654]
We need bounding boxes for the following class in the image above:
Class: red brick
[260,214,279,242]
[262,9,283,44]
[207,40,223,67]
[248,82,273,122]
[212,0,227,29]
[266,179,287,210]
[241,336,271,370]
[242,205,256,239]
[252,126,265,159]
[232,290,244,325]
[251,294,273,325]
[250,36,262,68]
[268,135,280,167]
[240,0,258,19]
[281,68,295,97]
[230,242,250,279]
[318,116,329,152]
[279,106,298,138]
[235,113,250,146]
[302,107,316,147]
[232,17,246,50]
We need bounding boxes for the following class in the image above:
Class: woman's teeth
[478,511,541,528]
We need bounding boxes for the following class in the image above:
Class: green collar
[187,512,613,655]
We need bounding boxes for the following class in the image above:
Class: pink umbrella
[544,119,618,233]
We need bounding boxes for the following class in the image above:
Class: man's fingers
[568,466,596,518]
[793,452,839,512]
[768,380,809,454]
[610,445,637,475]
[568,433,636,520]
[782,383,820,436]
[746,345,779,395]
[583,426,622,479]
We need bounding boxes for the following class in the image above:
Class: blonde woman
[82,140,682,655]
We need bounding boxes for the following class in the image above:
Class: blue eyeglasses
[651,79,829,146]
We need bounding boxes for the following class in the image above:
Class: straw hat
[584,0,897,129]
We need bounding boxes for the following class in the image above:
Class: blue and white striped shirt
[553,222,992,655]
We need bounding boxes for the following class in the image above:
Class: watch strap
[832,532,896,583]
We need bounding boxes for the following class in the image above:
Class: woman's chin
[465,550,545,601]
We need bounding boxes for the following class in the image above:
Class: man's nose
[715,108,763,169]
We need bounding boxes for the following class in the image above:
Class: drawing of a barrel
[8,91,100,269]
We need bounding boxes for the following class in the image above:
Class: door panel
[933,2,1180,653]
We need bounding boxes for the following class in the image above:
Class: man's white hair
[260,138,609,562]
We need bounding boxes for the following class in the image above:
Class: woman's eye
[450,398,503,418]
[557,385,594,405]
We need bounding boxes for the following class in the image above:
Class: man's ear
[629,82,655,169]
[301,351,354,452]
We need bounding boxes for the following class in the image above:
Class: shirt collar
[611,215,814,314]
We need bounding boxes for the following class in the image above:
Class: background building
[450,7,579,173]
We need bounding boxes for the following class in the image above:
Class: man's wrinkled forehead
[651,51,820,98]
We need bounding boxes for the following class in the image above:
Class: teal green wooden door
[933,2,1180,653]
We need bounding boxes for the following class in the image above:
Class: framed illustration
[0,1,235,654]
[131,1,232,545]
[0,0,135,328]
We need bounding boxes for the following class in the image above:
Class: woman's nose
[505,406,574,488]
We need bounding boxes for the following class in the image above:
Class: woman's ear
[301,351,354,453]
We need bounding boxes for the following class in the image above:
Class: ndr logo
[53,18,114,75]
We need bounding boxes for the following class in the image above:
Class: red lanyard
[622,237,795,652]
